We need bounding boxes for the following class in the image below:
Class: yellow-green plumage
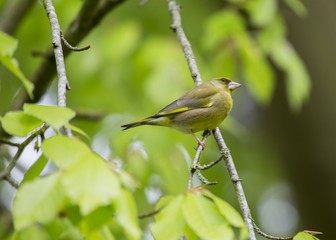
[121,77,241,134]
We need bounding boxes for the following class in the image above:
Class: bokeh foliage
[0,0,315,239]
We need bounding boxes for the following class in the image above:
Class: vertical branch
[42,0,72,136]
[166,0,256,239]
[42,0,69,108]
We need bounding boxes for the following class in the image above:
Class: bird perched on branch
[121,77,241,147]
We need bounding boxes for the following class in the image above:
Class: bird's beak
[228,81,241,91]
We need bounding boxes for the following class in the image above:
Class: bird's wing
[151,83,219,117]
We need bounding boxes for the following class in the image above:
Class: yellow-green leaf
[1,111,43,136]
[24,104,76,130]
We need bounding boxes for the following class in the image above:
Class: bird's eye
[221,78,231,85]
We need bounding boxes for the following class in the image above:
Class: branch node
[232,177,243,183]
[66,81,71,91]
[196,156,223,170]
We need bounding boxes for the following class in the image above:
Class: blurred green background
[0,0,335,239]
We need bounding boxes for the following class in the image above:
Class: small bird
[122,77,241,147]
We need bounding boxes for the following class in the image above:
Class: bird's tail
[121,118,156,130]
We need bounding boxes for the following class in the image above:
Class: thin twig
[196,156,223,170]
[138,209,161,219]
[0,124,48,188]
[0,138,20,147]
[60,31,90,52]
[166,1,256,239]
[253,220,293,240]
[188,131,210,189]
[196,170,218,185]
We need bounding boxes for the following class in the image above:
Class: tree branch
[0,124,48,188]
[8,0,127,113]
[188,131,210,189]
[167,0,202,86]
[213,128,256,239]
[166,0,256,239]
[42,0,73,136]
[0,0,35,35]
[42,0,70,108]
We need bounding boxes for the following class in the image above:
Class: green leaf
[0,32,34,98]
[258,16,311,111]
[0,55,34,99]
[44,218,82,240]
[155,195,175,210]
[42,135,91,169]
[270,41,311,111]
[1,111,43,136]
[114,189,142,240]
[13,173,66,230]
[244,0,277,27]
[283,0,307,16]
[64,123,89,139]
[81,205,115,233]
[0,31,18,56]
[182,193,234,240]
[203,191,245,228]
[61,153,121,215]
[258,15,286,53]
[23,104,76,130]
[239,37,275,105]
[202,10,245,51]
[11,224,49,240]
[151,195,186,240]
[293,232,320,240]
[22,155,49,184]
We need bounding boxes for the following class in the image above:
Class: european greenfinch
[122,77,241,146]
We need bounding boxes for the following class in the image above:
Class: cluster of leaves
[0,0,319,239]
[0,104,243,239]
[0,104,320,240]
[0,32,33,98]
[202,0,310,111]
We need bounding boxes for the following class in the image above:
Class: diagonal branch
[0,0,35,35]
[188,130,210,189]
[167,0,202,86]
[0,124,48,188]
[213,128,256,239]
[166,0,256,239]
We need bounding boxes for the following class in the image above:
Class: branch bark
[42,0,69,108]
[166,0,256,239]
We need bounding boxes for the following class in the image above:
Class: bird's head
[217,77,242,92]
